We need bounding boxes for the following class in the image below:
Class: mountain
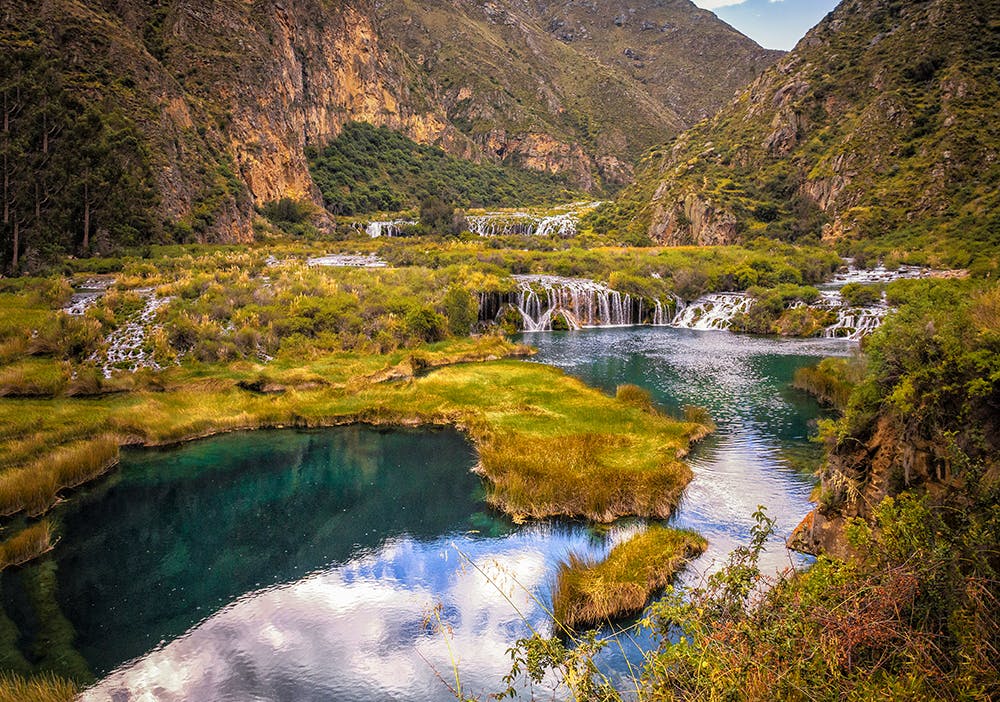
[0,0,777,267]
[377,0,781,189]
[611,0,1000,269]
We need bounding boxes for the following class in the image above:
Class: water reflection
[524,327,854,580]
[1,328,853,700]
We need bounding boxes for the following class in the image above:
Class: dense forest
[308,123,582,216]
[0,43,159,274]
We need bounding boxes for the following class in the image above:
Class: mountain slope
[613,0,1000,269]
[378,0,781,189]
[1,0,777,266]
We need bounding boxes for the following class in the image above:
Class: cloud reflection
[80,525,631,702]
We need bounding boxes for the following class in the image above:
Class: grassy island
[552,526,708,631]
[6,239,834,557]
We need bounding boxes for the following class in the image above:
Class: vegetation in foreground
[494,278,1000,701]
[552,526,707,631]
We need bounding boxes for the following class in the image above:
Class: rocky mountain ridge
[1,0,778,259]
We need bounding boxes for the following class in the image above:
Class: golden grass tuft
[0,360,69,398]
[0,436,120,517]
[0,673,77,702]
[615,384,657,412]
[552,526,708,631]
[479,432,692,522]
[0,521,55,570]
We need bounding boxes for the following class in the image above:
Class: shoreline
[0,340,711,568]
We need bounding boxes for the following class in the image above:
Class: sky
[692,0,842,51]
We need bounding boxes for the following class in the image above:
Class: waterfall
[366,220,416,238]
[95,291,173,377]
[482,275,648,331]
[308,253,387,268]
[465,202,602,238]
[466,213,542,237]
[534,213,577,237]
[823,307,888,339]
[670,293,755,331]
[817,290,890,340]
[478,263,939,337]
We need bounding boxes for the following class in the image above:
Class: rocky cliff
[615,0,1000,267]
[379,0,780,190]
[789,283,1000,558]
[1,0,778,254]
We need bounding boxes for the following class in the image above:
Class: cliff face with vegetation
[615,0,1000,269]
[790,280,1000,559]
[377,0,780,191]
[0,0,777,267]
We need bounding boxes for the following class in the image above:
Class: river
[0,327,853,701]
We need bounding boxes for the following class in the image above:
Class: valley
[0,0,997,700]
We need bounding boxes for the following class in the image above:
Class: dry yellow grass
[0,521,55,570]
[0,673,77,702]
[0,436,119,517]
[0,339,709,557]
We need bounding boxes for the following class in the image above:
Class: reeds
[0,521,55,570]
[0,436,119,517]
[793,358,855,410]
[478,432,692,522]
[552,526,707,630]
[0,673,77,702]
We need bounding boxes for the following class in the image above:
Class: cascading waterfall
[816,291,889,340]
[667,290,889,338]
[670,294,755,331]
[479,264,938,337]
[466,213,547,238]
[365,220,416,238]
[465,202,602,238]
[481,275,650,331]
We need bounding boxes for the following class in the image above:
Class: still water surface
[1,328,852,700]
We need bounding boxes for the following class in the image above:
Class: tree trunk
[2,151,8,226]
[11,218,19,272]
[83,182,90,251]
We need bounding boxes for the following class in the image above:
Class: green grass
[552,525,708,630]
[0,340,708,527]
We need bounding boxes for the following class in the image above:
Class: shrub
[404,306,447,343]
[441,285,479,336]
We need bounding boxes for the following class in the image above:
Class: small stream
[1,328,853,701]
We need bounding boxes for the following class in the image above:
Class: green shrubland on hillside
[607,0,1000,272]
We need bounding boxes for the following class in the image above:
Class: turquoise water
[0,328,852,700]
[522,327,853,578]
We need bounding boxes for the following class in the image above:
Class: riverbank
[0,335,709,556]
